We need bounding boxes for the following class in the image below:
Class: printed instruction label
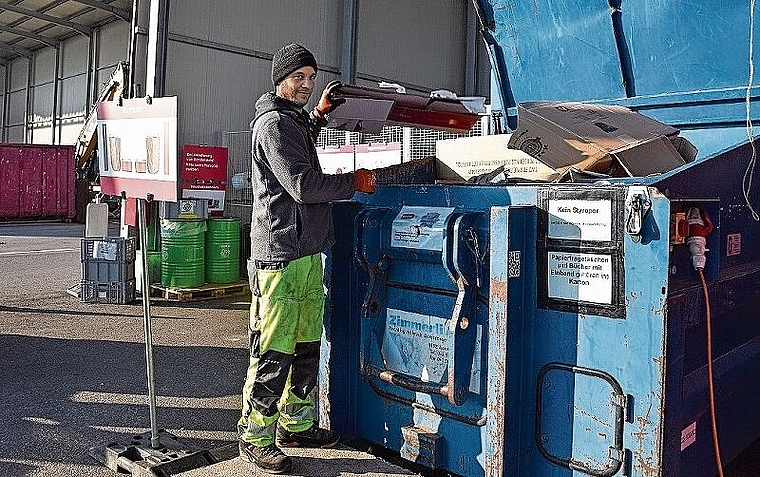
[391,206,455,251]
[681,422,697,451]
[727,233,742,257]
[547,252,613,304]
[382,308,482,394]
[548,199,612,242]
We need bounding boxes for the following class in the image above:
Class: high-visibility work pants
[238,253,324,446]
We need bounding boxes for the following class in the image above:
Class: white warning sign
[548,199,612,242]
[547,252,613,304]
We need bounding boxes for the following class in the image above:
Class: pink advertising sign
[181,144,228,215]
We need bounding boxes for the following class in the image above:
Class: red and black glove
[354,169,377,194]
[314,80,345,117]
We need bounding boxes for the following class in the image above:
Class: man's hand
[354,169,377,194]
[314,80,345,117]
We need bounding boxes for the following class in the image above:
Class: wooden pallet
[149,280,249,302]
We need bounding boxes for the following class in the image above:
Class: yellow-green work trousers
[238,253,324,446]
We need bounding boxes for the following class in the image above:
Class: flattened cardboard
[436,134,557,181]
[508,101,691,176]
[605,136,687,176]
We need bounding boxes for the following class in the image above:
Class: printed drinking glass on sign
[146,136,161,173]
[108,136,121,171]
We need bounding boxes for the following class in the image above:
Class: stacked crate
[80,237,137,304]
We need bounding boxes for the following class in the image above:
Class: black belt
[254,260,288,270]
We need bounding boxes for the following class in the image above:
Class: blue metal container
[317,2,760,476]
[324,167,760,476]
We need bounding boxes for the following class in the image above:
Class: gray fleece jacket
[249,92,356,262]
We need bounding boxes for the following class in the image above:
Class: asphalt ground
[0,221,418,477]
[1,220,758,477]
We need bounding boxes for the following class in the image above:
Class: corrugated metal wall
[0,65,5,134]
[164,0,482,147]
[1,20,130,145]
[2,1,486,150]
[5,59,28,142]
[356,0,468,93]
[165,0,345,147]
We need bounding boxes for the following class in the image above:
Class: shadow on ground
[0,334,247,476]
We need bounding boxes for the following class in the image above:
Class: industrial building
[2,2,760,477]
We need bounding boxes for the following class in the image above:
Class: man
[238,43,377,474]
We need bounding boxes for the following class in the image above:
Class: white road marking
[70,391,241,409]
[0,248,77,256]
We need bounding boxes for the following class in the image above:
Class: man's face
[276,66,316,107]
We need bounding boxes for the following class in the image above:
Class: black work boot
[276,424,340,448]
[239,441,292,474]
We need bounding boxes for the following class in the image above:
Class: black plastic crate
[80,279,137,304]
[81,237,136,263]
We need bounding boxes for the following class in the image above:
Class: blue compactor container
[319,2,760,476]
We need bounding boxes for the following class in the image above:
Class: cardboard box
[435,134,558,181]
[507,102,695,176]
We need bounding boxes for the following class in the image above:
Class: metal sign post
[137,195,160,449]
[89,95,238,475]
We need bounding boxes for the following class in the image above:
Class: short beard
[277,85,311,107]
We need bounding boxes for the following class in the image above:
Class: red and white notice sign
[96,96,178,201]
[181,145,228,215]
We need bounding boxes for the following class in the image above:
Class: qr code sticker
[508,251,521,278]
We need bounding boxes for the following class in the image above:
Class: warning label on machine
[547,252,613,304]
[548,199,612,241]
[382,308,481,394]
[391,206,455,251]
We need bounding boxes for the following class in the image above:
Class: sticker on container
[391,206,455,251]
[508,251,521,278]
[382,309,482,394]
[681,421,697,451]
[92,241,117,261]
[547,252,613,304]
[547,199,612,242]
[727,233,741,257]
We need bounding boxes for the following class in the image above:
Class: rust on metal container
[490,275,508,304]
[631,399,662,477]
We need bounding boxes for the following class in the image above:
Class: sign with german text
[547,251,613,304]
[181,145,228,215]
[382,308,482,393]
[548,199,612,241]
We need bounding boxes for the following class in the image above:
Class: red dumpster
[0,143,76,221]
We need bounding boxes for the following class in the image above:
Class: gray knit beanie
[271,43,318,86]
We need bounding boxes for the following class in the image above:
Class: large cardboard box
[436,134,558,181]
[507,102,695,176]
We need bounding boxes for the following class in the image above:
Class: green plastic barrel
[160,218,206,288]
[146,250,162,284]
[205,217,241,284]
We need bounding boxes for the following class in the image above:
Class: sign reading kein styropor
[547,199,612,241]
[547,251,613,304]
